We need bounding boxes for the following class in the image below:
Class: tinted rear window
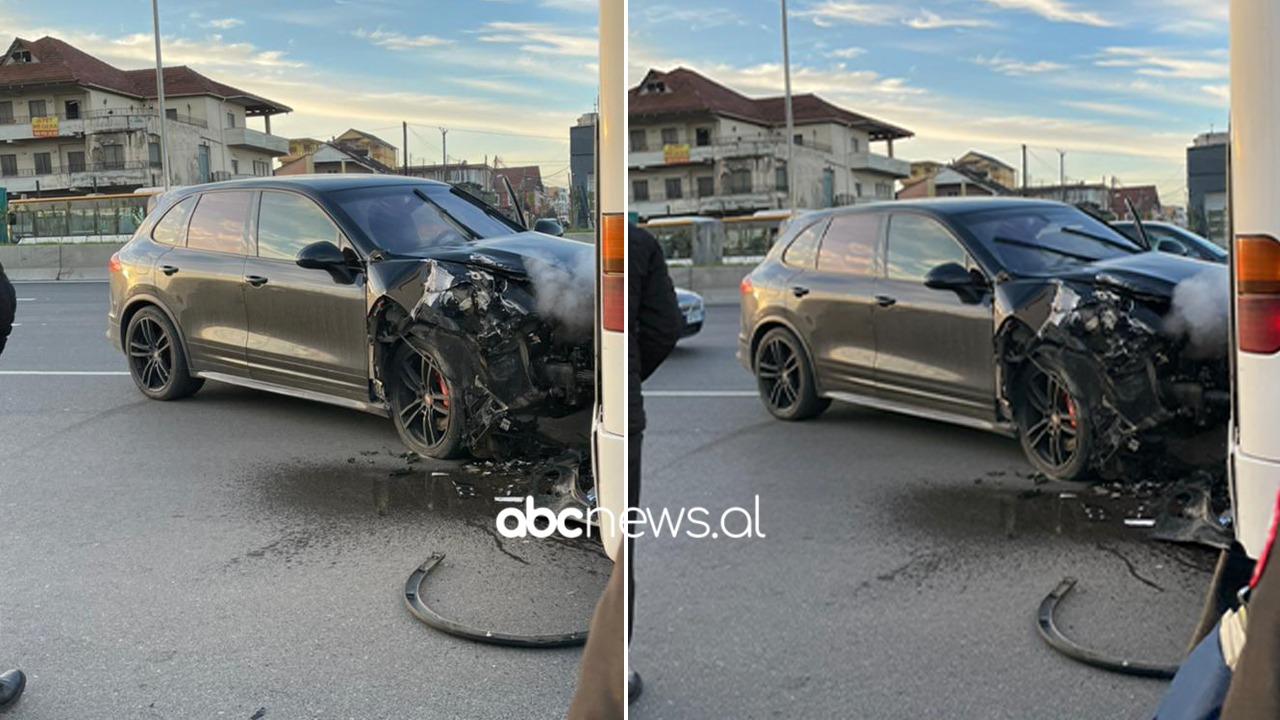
[886,214,967,282]
[818,213,878,276]
[151,196,196,246]
[257,191,341,261]
[332,185,517,256]
[186,192,253,255]
[782,218,827,269]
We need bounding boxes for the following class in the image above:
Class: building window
[165,108,177,120]
[852,138,860,153]
[697,176,714,198]
[728,168,751,194]
[661,127,679,145]
[775,165,788,192]
[793,134,804,147]
[33,152,51,175]
[632,179,650,202]
[102,144,125,170]
[0,102,11,124]
[855,182,863,197]
[227,112,236,128]
[148,141,161,168]
[875,182,892,198]
[231,158,240,175]
[630,129,648,152]
[665,177,682,199]
[253,160,269,176]
[67,151,85,173]
[64,100,80,120]
[10,50,31,63]
[0,154,16,177]
[28,99,46,118]
[695,128,712,147]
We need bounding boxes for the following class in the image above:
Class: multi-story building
[276,141,395,175]
[569,112,595,229]
[1188,132,1228,244]
[333,128,398,169]
[627,67,913,221]
[0,36,290,196]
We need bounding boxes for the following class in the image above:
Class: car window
[332,185,518,257]
[964,206,1140,274]
[150,196,196,246]
[818,213,879,276]
[782,218,827,269]
[257,191,341,261]
[186,191,253,255]
[886,214,967,282]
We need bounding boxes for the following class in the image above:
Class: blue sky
[0,0,599,187]
[630,0,1228,205]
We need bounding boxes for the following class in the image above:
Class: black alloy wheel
[125,306,203,401]
[1017,356,1093,481]
[753,327,829,421]
[390,343,467,459]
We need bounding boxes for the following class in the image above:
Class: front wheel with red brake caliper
[389,342,468,459]
[1015,351,1096,481]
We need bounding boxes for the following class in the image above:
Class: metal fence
[5,193,156,244]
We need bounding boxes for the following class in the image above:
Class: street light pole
[781,0,796,214]
[152,0,170,192]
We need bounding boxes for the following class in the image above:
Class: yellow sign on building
[31,116,58,138]
[663,143,690,164]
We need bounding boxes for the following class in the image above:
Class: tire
[753,327,829,421]
[388,342,468,459]
[125,306,204,401]
[1015,351,1095,481]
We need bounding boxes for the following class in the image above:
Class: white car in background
[675,287,705,340]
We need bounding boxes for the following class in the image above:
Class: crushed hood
[425,232,594,278]
[1055,252,1214,300]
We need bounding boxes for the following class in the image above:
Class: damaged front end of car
[994,264,1230,477]
[368,248,594,459]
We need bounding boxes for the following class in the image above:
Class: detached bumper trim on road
[643,390,757,398]
[0,370,129,376]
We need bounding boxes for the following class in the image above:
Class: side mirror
[924,262,976,290]
[1154,238,1189,256]
[534,218,564,237]
[296,241,354,283]
[296,241,345,269]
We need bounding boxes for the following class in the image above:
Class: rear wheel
[753,327,829,421]
[389,342,467,459]
[125,306,203,401]
[1015,353,1094,481]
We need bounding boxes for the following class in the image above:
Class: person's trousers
[628,431,641,640]
[566,542,625,719]
[1223,552,1280,718]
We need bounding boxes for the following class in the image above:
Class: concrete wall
[0,242,121,280]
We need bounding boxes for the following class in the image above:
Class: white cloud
[793,1,902,27]
[354,28,451,51]
[477,21,596,57]
[202,18,242,30]
[1060,100,1161,120]
[905,10,995,30]
[1202,84,1228,103]
[832,47,866,58]
[1095,47,1227,80]
[974,54,1068,75]
[980,0,1114,27]
[640,5,745,30]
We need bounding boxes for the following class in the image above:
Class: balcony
[0,110,207,142]
[0,160,160,194]
[850,152,911,178]
[225,127,289,156]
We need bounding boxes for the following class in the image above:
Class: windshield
[332,185,519,256]
[963,205,1143,274]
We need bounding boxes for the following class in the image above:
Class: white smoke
[1165,266,1230,359]
[525,250,596,342]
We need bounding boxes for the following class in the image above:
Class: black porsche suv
[739,198,1228,481]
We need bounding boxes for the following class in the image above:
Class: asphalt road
[631,303,1217,719]
[0,282,611,719]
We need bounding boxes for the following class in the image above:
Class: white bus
[1229,0,1280,558]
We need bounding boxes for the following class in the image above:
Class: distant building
[334,128,398,169]
[1110,185,1162,221]
[0,35,290,196]
[953,151,1016,190]
[275,141,394,175]
[898,163,1007,199]
[569,112,595,229]
[404,161,496,204]
[493,165,547,219]
[1020,183,1113,216]
[1188,132,1228,245]
[627,67,913,221]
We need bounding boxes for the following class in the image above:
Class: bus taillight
[1236,235,1280,354]
[601,213,624,332]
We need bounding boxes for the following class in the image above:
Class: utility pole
[402,121,408,175]
[440,128,448,183]
[1058,149,1066,201]
[781,0,796,213]
[151,0,170,192]
[1021,144,1028,195]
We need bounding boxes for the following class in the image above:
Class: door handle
[875,294,897,308]
[792,286,811,298]
[245,275,269,287]
[160,265,179,276]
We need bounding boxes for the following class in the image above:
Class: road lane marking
[0,371,128,376]
[643,390,757,397]
[16,298,34,302]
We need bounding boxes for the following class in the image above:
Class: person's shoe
[628,669,643,704]
[0,669,24,710]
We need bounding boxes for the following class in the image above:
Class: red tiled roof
[629,67,912,141]
[0,36,290,114]
[1111,185,1162,218]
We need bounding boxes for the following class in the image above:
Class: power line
[407,122,568,143]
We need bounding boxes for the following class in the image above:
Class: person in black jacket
[0,260,25,711]
[626,223,682,703]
